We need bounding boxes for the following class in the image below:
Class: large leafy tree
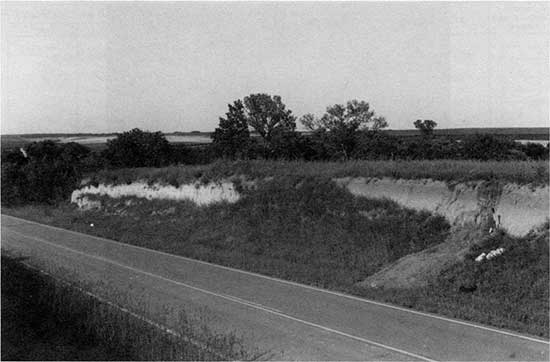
[243,93,296,144]
[213,94,300,159]
[300,100,387,160]
[211,100,251,159]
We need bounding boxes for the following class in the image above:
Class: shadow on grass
[1,253,265,361]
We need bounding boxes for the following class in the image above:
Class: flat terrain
[0,133,212,151]
[2,214,548,361]
[2,127,548,151]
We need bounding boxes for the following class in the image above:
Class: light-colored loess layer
[71,181,240,206]
[73,196,102,210]
[495,184,550,237]
[334,177,549,237]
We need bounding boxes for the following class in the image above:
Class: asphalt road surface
[2,214,549,361]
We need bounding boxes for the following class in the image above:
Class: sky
[1,1,548,134]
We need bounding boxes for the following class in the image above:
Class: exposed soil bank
[335,177,549,237]
[71,181,240,207]
[72,177,548,237]
[8,169,549,337]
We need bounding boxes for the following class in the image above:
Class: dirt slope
[335,177,549,237]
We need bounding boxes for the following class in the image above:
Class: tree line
[2,93,548,206]
[210,93,547,162]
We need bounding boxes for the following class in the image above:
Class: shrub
[1,141,91,206]
[353,131,400,160]
[518,142,549,160]
[461,134,521,161]
[103,128,173,168]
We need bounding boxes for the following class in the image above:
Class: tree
[214,93,299,159]
[243,94,296,144]
[1,141,92,205]
[211,100,251,159]
[414,119,437,137]
[300,100,387,160]
[268,127,305,160]
[103,128,172,168]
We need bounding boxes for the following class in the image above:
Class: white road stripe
[3,214,549,345]
[4,228,435,362]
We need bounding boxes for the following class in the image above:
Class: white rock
[475,253,486,262]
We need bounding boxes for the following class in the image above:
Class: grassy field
[86,159,549,186]
[1,254,255,361]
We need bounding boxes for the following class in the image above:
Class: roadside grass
[351,225,550,338]
[1,254,257,361]
[4,173,548,338]
[87,159,549,186]
[4,177,449,289]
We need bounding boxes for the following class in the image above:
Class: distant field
[0,135,31,149]
[1,133,212,151]
[2,127,548,151]
[56,134,213,145]
[386,127,550,140]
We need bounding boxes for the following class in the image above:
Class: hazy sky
[1,1,548,134]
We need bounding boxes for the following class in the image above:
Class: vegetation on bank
[2,123,548,207]
[5,201,548,338]
[85,159,549,188]
[354,225,549,337]
[1,255,255,361]
[4,176,451,289]
[1,92,548,343]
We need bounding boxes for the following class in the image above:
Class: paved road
[2,214,548,361]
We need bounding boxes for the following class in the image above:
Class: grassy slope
[7,198,548,338]
[6,177,450,289]
[1,255,254,361]
[87,159,549,186]
[356,226,549,337]
[4,161,548,337]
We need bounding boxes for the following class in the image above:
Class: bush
[461,134,522,161]
[518,142,549,160]
[103,128,173,168]
[171,144,216,165]
[353,131,400,160]
[1,141,91,206]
